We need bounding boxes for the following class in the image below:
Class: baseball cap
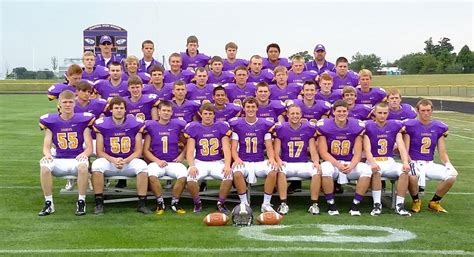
[314,44,326,52]
[100,35,112,44]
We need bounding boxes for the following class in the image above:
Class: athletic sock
[431,194,442,202]
[238,193,249,205]
[263,193,272,205]
[396,195,405,205]
[372,190,381,205]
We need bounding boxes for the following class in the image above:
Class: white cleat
[261,203,276,213]
[277,202,289,215]
[308,203,320,215]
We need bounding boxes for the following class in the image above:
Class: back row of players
[38,36,457,217]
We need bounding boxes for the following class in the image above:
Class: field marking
[439,117,474,124]
[450,134,474,140]
[0,247,472,255]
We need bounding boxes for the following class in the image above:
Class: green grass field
[0,94,473,256]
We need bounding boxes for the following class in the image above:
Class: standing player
[274,104,322,215]
[363,102,414,216]
[93,61,129,99]
[125,75,160,121]
[317,100,373,216]
[47,64,82,100]
[171,81,200,123]
[263,43,292,70]
[81,51,109,83]
[356,69,387,106]
[95,35,122,68]
[186,67,216,104]
[270,66,303,104]
[207,56,235,85]
[247,55,274,84]
[403,99,457,213]
[222,42,248,71]
[254,82,286,123]
[386,88,417,120]
[315,73,343,104]
[184,104,233,213]
[122,55,151,84]
[287,55,318,84]
[340,86,373,121]
[164,53,195,84]
[290,80,331,124]
[330,57,359,90]
[224,66,256,106]
[180,35,211,70]
[91,96,151,214]
[138,40,163,73]
[143,100,188,214]
[305,44,336,73]
[143,65,173,101]
[230,97,279,212]
[38,90,95,216]
[213,86,242,122]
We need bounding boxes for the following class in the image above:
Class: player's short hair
[169,52,182,62]
[141,40,154,48]
[109,61,122,69]
[195,67,207,74]
[199,103,215,114]
[273,66,288,75]
[59,90,75,101]
[291,55,305,63]
[125,55,139,64]
[234,65,248,74]
[342,86,357,96]
[128,75,143,86]
[173,80,186,89]
[82,51,95,59]
[303,80,317,89]
[332,99,348,111]
[213,85,226,96]
[149,65,164,75]
[266,43,280,53]
[225,42,238,50]
[67,64,82,76]
[386,88,401,97]
[255,81,269,90]
[76,81,92,92]
[109,96,127,110]
[416,98,434,110]
[158,100,173,109]
[359,69,372,79]
[187,35,199,44]
[210,56,223,65]
[336,57,349,66]
[242,97,258,108]
[286,103,302,113]
[374,101,389,110]
[319,73,333,82]
[250,55,262,62]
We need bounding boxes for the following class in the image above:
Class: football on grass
[256,212,283,225]
[203,212,230,226]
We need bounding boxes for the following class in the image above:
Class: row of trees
[6,67,56,80]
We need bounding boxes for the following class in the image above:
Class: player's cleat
[395,203,411,217]
[94,198,104,215]
[411,199,421,213]
[370,203,382,216]
[137,205,152,214]
[308,203,320,215]
[428,201,448,213]
[38,201,55,216]
[193,202,202,213]
[327,203,339,216]
[277,202,289,215]
[171,203,186,214]
[75,200,86,216]
[199,182,207,192]
[217,201,229,214]
[155,201,165,215]
[64,179,74,191]
[115,179,127,188]
[261,203,276,213]
[349,203,361,216]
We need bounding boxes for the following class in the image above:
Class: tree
[397,53,425,74]
[456,45,474,73]
[12,67,27,78]
[349,52,382,73]
[51,56,58,71]
[289,51,313,62]
[424,37,436,55]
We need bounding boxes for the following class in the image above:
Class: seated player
[328,57,359,90]
[171,81,200,123]
[224,66,256,106]
[317,100,372,216]
[269,66,303,104]
[305,44,336,73]
[184,104,233,213]
[287,55,318,84]
[47,64,82,100]
[356,69,386,106]
[38,90,95,216]
[263,43,292,70]
[164,53,195,84]
[138,40,163,73]
[91,96,151,214]
[247,55,274,84]
[186,67,216,104]
[290,80,331,124]
[363,102,415,216]
[180,35,211,71]
[274,104,322,215]
[81,51,109,83]
[230,97,279,213]
[93,61,129,99]
[121,55,151,84]
[254,82,286,123]
[142,65,173,101]
[95,35,122,68]
[222,42,248,71]
[386,88,417,120]
[403,99,457,213]
[340,86,373,121]
[315,73,343,104]
[213,86,242,122]
[207,56,235,85]
[125,75,159,121]
[143,100,188,214]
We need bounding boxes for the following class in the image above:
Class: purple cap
[314,44,325,52]
[99,35,112,44]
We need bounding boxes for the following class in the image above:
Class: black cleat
[75,200,86,216]
[94,197,104,215]
[38,201,55,216]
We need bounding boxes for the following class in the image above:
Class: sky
[0,0,473,78]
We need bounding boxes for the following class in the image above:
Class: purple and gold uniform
[305,60,336,73]
[180,52,211,70]
[163,69,195,84]
[215,104,242,122]
[290,99,331,123]
[223,58,248,71]
[81,66,109,83]
[273,122,317,162]
[287,70,318,84]
[93,115,145,159]
[138,58,163,73]
[404,119,448,161]
[256,100,286,123]
[229,117,274,162]
[186,83,216,104]
[75,98,108,118]
[328,71,359,90]
[142,83,174,101]
[207,71,234,85]
[247,69,274,84]
[95,54,122,68]
[121,72,151,84]
[315,89,343,104]
[365,120,404,158]
[93,79,129,99]
[316,118,365,161]
[269,83,303,103]
[183,121,232,161]
[263,58,292,70]
[171,100,201,123]
[356,87,387,106]
[330,104,372,121]
[224,82,256,106]
[39,112,95,158]
[47,83,77,101]
[144,119,186,162]
[125,94,160,121]
[388,104,417,120]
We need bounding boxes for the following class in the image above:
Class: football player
[122,55,151,84]
[340,86,373,121]
[47,64,82,100]
[180,35,211,71]
[224,66,256,106]
[93,61,129,99]
[315,73,343,104]
[254,82,286,123]
[186,67,216,104]
[213,86,242,122]
[138,40,163,73]
[163,53,195,84]
[222,42,248,71]
[287,55,318,84]
[171,81,200,123]
[142,65,173,101]
[329,57,359,90]
[269,66,303,104]
[262,43,291,70]
[289,80,331,124]
[356,69,387,106]
[81,51,109,83]
[386,88,417,120]
[125,75,159,121]
[247,55,274,84]
[207,56,235,85]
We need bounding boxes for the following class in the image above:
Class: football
[256,212,283,225]
[203,212,230,226]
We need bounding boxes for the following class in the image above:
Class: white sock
[156,196,164,203]
[45,195,53,204]
[372,190,382,205]
[396,195,405,205]
[263,193,272,205]
[239,193,249,205]
[78,195,86,201]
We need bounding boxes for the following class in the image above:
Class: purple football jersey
[121,72,151,84]
[125,94,160,121]
[207,71,234,85]
[291,99,331,123]
[138,58,163,73]
[273,122,317,162]
[172,100,201,123]
[186,83,216,103]
[93,79,129,99]
[229,117,274,162]
[39,112,95,158]
[330,104,372,121]
[305,60,336,73]
[180,52,211,70]
[144,119,186,162]
[142,83,174,101]
[184,121,232,161]
[263,57,292,70]
[224,82,257,106]
[74,98,108,118]
[388,103,417,120]
[223,58,249,71]
[315,89,343,104]
[287,70,318,84]
[95,54,122,68]
[355,87,387,106]
[247,69,274,84]
[404,119,448,161]
[328,71,359,90]
[316,118,365,161]
[269,83,302,102]
[81,66,109,83]
[93,116,145,159]
[47,83,76,100]
[365,120,404,158]
[255,100,286,122]
[163,69,195,84]
[215,104,242,122]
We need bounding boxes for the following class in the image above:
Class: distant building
[376,67,401,76]
[57,58,82,77]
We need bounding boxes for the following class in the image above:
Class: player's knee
[91,158,108,173]
[321,161,334,177]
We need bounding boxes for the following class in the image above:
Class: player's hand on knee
[188,166,198,179]
[402,162,410,173]
[40,155,53,165]
[222,166,232,178]
[157,160,168,168]
[75,153,89,163]
[313,162,322,174]
[232,158,244,169]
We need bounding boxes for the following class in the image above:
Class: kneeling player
[38,90,95,216]
[274,104,322,215]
